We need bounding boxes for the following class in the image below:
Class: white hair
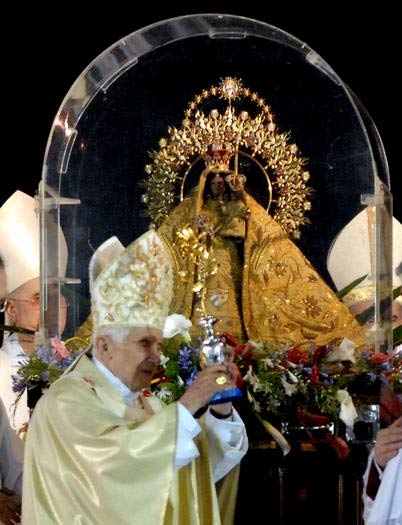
[92,326,130,356]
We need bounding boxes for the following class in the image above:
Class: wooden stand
[235,436,369,525]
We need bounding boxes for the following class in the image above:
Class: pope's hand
[179,363,238,415]
[374,417,402,468]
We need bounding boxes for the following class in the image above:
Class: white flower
[337,389,358,427]
[159,354,170,367]
[163,314,192,340]
[325,338,356,363]
[286,370,298,383]
[281,377,297,396]
[156,387,173,401]
[261,357,274,369]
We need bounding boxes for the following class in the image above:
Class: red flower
[297,409,329,427]
[287,347,310,365]
[310,364,320,386]
[220,332,239,347]
[312,346,327,364]
[372,354,390,364]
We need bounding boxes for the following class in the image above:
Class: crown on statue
[142,77,312,238]
[203,142,233,172]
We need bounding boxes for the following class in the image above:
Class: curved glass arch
[39,14,393,352]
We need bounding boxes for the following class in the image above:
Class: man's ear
[5,300,17,324]
[95,336,110,358]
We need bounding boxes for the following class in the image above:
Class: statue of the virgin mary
[142,77,363,347]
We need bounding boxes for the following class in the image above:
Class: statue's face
[210,175,225,199]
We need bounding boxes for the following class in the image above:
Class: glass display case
[38,13,393,353]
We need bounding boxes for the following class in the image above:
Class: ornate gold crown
[142,77,312,238]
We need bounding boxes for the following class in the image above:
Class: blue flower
[36,344,54,365]
[178,346,195,373]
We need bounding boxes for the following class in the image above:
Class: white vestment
[0,333,29,431]
[363,449,402,525]
[0,397,24,494]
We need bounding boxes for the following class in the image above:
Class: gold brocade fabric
[158,184,364,347]
[22,355,231,524]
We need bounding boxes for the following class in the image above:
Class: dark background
[3,5,400,218]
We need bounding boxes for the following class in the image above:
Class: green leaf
[336,274,367,299]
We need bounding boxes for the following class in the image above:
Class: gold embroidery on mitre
[91,231,173,331]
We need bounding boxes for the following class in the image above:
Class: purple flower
[36,344,54,365]
[178,347,194,373]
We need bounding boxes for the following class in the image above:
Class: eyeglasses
[5,292,41,308]
[1,293,69,311]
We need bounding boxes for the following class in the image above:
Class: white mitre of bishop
[0,191,40,295]
[89,230,173,332]
[327,208,402,307]
[0,190,68,296]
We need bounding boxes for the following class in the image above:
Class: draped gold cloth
[158,173,363,346]
[22,355,237,524]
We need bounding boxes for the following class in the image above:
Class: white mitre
[89,230,173,332]
[0,191,39,294]
[327,208,402,307]
[0,190,68,295]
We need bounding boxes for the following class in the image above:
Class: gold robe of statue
[158,169,363,346]
[22,354,238,525]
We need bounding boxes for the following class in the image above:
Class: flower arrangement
[152,314,200,403]
[152,326,401,454]
[390,349,402,394]
[12,337,82,409]
[9,310,401,452]
[243,341,343,428]
[151,335,200,403]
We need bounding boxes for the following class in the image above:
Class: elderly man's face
[6,277,40,332]
[96,327,163,391]
[350,299,402,328]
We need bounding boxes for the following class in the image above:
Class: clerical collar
[92,356,139,406]
[2,332,28,362]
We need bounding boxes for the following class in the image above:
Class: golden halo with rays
[141,77,312,238]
